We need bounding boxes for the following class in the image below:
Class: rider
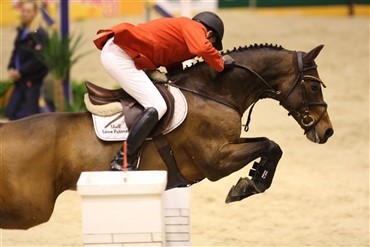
[93,11,235,171]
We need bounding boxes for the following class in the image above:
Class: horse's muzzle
[323,127,334,142]
[306,126,334,144]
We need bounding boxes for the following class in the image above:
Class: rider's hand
[223,55,235,70]
[145,70,168,83]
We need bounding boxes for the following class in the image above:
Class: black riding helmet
[192,11,224,51]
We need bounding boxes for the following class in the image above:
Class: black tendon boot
[110,107,159,171]
[249,141,282,192]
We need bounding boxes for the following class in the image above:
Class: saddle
[85,81,175,136]
[85,81,193,189]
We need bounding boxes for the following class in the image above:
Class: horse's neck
[170,48,294,114]
[171,64,216,88]
[234,48,294,80]
[227,49,295,110]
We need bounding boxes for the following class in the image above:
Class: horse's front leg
[210,137,283,203]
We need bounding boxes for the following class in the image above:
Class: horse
[0,44,333,230]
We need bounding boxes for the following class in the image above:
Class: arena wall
[0,1,144,26]
[219,0,369,7]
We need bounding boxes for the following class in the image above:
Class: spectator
[6,0,48,120]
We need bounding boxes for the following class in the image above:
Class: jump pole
[77,171,191,246]
[153,4,173,17]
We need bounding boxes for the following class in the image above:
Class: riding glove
[145,70,168,83]
[223,55,235,70]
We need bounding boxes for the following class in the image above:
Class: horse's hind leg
[0,177,57,229]
[0,190,56,229]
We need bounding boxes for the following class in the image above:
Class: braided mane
[182,43,284,70]
[221,43,284,55]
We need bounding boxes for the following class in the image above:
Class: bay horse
[0,44,333,230]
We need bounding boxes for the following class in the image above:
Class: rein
[234,51,328,134]
[168,83,242,115]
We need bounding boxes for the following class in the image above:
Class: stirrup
[110,150,123,171]
[109,150,138,171]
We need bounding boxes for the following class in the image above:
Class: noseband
[235,51,328,134]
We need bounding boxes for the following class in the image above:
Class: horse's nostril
[325,128,334,139]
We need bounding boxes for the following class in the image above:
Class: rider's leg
[101,38,167,170]
[109,107,159,170]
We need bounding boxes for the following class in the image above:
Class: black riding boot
[110,107,159,171]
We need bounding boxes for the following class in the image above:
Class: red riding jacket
[93,17,224,72]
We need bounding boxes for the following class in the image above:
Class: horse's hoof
[225,177,261,203]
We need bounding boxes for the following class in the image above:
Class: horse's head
[170,44,333,144]
[276,45,334,143]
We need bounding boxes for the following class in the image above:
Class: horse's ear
[304,45,324,61]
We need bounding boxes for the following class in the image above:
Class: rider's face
[206,30,217,44]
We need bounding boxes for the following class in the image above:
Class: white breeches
[100,38,167,119]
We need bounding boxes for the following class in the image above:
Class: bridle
[168,51,327,134]
[234,51,328,134]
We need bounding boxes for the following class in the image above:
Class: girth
[153,134,199,189]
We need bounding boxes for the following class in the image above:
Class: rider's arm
[182,23,224,72]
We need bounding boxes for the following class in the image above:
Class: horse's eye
[311,84,319,92]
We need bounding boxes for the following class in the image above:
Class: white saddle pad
[91,86,187,141]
